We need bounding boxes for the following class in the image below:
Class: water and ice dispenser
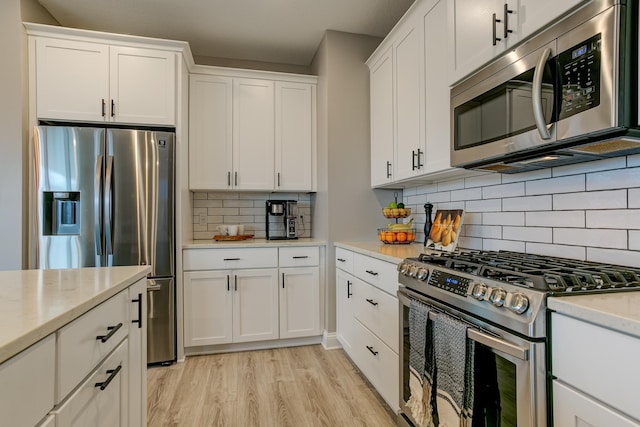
[43,192,80,235]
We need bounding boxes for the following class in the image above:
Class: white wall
[404,157,640,267]
[0,0,24,270]
[311,31,397,334]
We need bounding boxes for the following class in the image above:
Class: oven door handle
[467,328,529,361]
[532,46,552,140]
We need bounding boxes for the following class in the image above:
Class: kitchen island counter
[548,292,640,339]
[0,265,150,364]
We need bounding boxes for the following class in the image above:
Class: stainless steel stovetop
[398,250,640,339]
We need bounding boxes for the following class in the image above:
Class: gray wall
[311,31,396,334]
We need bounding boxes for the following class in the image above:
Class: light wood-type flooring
[147,345,396,427]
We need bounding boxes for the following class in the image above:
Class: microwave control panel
[558,33,601,120]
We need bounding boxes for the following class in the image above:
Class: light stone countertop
[334,241,427,263]
[548,292,640,339]
[183,237,326,249]
[0,266,150,364]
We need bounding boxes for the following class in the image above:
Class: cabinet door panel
[189,75,233,190]
[233,269,279,342]
[183,271,233,346]
[110,46,176,125]
[518,0,585,43]
[35,37,109,122]
[370,47,395,187]
[336,269,355,354]
[275,82,313,191]
[280,267,320,339]
[233,79,275,190]
[128,278,147,427]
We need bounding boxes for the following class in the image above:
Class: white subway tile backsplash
[193,192,207,200]
[586,209,640,229]
[525,175,585,196]
[629,231,640,250]
[552,190,627,210]
[525,243,586,260]
[416,183,439,194]
[223,199,253,208]
[435,201,466,211]
[483,239,525,252]
[466,199,502,212]
[501,169,551,183]
[628,154,640,167]
[408,194,429,205]
[437,179,465,191]
[451,188,482,202]
[554,228,627,249]
[426,192,451,203]
[465,173,502,188]
[503,195,552,212]
[193,199,223,208]
[525,210,585,227]
[503,226,552,243]
[631,189,640,208]
[586,167,640,191]
[483,212,525,226]
[464,225,502,239]
[586,247,639,267]
[552,157,626,177]
[458,236,483,250]
[482,182,524,199]
[207,207,240,216]
[208,192,237,199]
[462,212,483,225]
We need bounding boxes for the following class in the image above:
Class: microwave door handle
[532,47,552,140]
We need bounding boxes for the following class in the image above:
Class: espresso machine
[266,200,298,240]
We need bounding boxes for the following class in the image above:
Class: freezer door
[33,126,105,269]
[106,129,175,276]
[147,277,175,364]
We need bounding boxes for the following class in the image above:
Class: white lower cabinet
[335,247,399,411]
[280,266,320,339]
[128,279,147,427]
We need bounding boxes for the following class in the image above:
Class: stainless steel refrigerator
[32,125,175,365]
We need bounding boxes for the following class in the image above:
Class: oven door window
[454,59,557,150]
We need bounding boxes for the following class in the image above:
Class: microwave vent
[569,138,640,155]
[476,164,521,172]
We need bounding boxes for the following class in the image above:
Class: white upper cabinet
[189,68,317,192]
[370,47,395,187]
[275,82,314,191]
[34,37,176,125]
[448,0,587,84]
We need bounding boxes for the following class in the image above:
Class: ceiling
[38,0,415,66]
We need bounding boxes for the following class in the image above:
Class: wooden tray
[213,234,254,241]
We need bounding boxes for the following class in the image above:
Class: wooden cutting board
[213,234,255,241]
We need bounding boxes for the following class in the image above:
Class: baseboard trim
[321,330,341,350]
[184,335,322,356]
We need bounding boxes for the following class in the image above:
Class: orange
[378,231,385,241]
[396,232,407,242]
[407,232,415,242]
[386,232,396,243]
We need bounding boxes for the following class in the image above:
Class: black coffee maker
[266,200,298,240]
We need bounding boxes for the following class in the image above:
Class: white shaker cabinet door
[128,278,147,427]
[370,46,395,187]
[233,78,275,191]
[279,267,321,339]
[335,268,356,355]
[189,75,234,190]
[233,268,279,343]
[35,37,110,122]
[183,270,233,346]
[275,81,313,191]
[110,46,176,125]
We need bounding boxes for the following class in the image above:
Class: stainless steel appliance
[265,200,298,240]
[451,0,640,173]
[32,125,176,365]
[397,250,640,427]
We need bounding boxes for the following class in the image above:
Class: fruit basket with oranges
[378,227,416,244]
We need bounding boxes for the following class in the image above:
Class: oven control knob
[416,268,429,281]
[398,262,408,275]
[409,265,419,277]
[489,288,507,307]
[507,293,529,314]
[471,283,488,300]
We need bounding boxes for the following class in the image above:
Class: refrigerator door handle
[104,155,114,257]
[95,154,104,256]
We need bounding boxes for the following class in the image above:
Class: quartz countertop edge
[334,241,425,263]
[548,293,640,339]
[0,265,151,365]
[183,237,327,249]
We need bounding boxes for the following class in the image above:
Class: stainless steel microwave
[451,0,640,173]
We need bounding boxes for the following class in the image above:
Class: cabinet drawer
[335,247,354,273]
[279,246,319,267]
[53,339,128,427]
[351,319,399,411]
[0,334,55,427]
[183,247,278,270]
[57,289,129,403]
[353,279,398,353]
[353,253,398,295]
[552,313,640,421]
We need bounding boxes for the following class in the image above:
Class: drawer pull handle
[366,298,378,306]
[347,280,352,298]
[224,258,241,261]
[292,256,309,259]
[132,293,143,329]
[95,364,122,391]
[337,258,346,262]
[96,322,123,343]
[365,270,378,276]
[366,345,378,356]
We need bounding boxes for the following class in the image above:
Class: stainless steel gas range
[397,250,640,427]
